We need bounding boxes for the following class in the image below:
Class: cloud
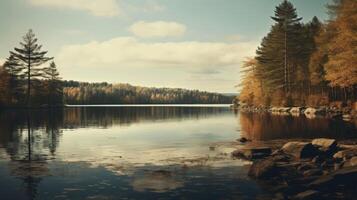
[56,37,257,75]
[125,0,166,13]
[224,34,243,42]
[28,0,120,17]
[129,21,186,38]
[0,58,6,67]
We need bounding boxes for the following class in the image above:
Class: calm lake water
[0,105,356,200]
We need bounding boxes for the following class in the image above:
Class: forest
[63,81,233,104]
[239,0,356,108]
[0,30,232,107]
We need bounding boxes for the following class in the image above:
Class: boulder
[290,107,301,114]
[304,107,325,116]
[292,190,320,200]
[312,138,338,156]
[279,107,291,113]
[232,147,271,160]
[281,142,318,159]
[304,108,316,115]
[348,156,357,166]
[312,138,337,149]
[248,157,279,179]
[333,148,357,160]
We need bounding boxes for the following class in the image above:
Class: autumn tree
[10,29,53,107]
[323,0,357,99]
[239,58,265,106]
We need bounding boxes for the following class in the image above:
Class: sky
[0,0,332,93]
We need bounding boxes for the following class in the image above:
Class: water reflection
[0,107,356,200]
[238,112,357,141]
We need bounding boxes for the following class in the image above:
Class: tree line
[63,81,233,104]
[0,29,62,107]
[239,0,356,107]
[0,29,233,107]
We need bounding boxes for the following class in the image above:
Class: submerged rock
[281,142,318,159]
[232,147,272,160]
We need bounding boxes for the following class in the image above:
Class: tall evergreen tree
[43,61,63,106]
[10,29,53,107]
[256,0,303,95]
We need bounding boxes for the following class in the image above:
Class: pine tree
[43,61,62,106]
[271,0,303,93]
[3,55,25,103]
[10,29,53,107]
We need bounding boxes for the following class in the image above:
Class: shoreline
[215,138,357,200]
[232,104,357,121]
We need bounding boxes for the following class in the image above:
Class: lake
[0,105,356,200]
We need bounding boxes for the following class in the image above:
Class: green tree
[256,0,303,94]
[43,62,63,106]
[10,29,53,107]
[3,55,25,104]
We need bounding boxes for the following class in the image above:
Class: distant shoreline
[65,104,233,108]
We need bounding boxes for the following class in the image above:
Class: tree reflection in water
[238,112,357,141]
[0,109,63,200]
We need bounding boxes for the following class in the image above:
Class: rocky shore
[231,138,357,200]
[233,104,357,121]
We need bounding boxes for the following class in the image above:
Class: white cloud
[56,37,257,74]
[129,21,186,38]
[224,34,243,42]
[0,58,5,66]
[29,0,120,17]
[125,0,166,13]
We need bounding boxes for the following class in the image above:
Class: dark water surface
[0,106,356,200]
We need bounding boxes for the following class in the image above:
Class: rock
[303,169,323,177]
[292,190,320,200]
[350,156,357,166]
[209,146,216,151]
[237,137,249,143]
[290,107,302,114]
[312,138,337,149]
[232,147,271,160]
[309,166,357,188]
[279,107,291,113]
[298,163,316,171]
[304,107,325,116]
[281,142,318,159]
[248,158,279,179]
[334,162,344,170]
[304,108,316,115]
[333,148,357,160]
[342,114,352,121]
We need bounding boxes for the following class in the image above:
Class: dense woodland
[239,0,356,107]
[63,81,233,104]
[0,30,232,107]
